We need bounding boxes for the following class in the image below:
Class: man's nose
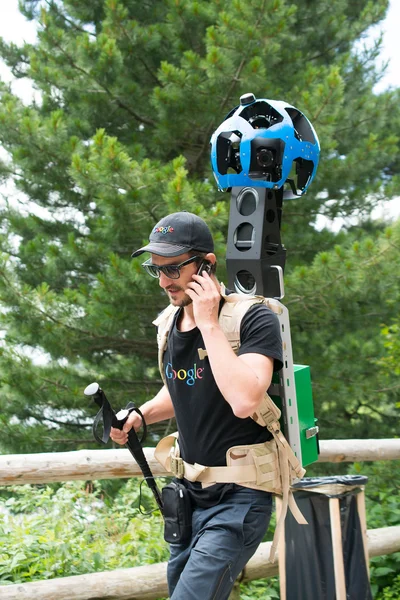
[159,271,171,288]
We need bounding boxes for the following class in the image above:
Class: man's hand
[185,272,220,331]
[110,411,143,446]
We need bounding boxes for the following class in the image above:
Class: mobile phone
[197,260,212,276]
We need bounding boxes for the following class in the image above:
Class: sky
[0,0,399,229]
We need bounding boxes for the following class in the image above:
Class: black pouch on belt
[162,480,192,544]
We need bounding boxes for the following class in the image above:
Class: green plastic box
[271,364,318,467]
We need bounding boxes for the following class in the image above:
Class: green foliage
[1,462,398,595]
[240,577,280,599]
[287,221,400,440]
[0,0,398,452]
[350,461,400,530]
[0,479,167,583]
[376,574,400,600]
[380,319,400,383]
[349,461,400,597]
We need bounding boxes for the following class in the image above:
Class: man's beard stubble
[164,286,193,308]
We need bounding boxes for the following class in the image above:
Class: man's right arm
[110,385,174,445]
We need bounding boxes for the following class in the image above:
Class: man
[111,211,283,599]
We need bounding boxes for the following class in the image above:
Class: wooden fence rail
[1,440,399,599]
[1,439,399,486]
[0,526,399,600]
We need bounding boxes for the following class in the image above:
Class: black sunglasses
[141,256,201,279]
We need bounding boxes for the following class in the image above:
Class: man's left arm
[186,272,278,419]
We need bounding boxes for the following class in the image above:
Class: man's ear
[205,253,216,265]
[203,253,217,276]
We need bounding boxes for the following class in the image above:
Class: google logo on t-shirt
[165,362,204,386]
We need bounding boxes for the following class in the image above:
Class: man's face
[150,252,199,307]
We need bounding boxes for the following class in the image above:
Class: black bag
[162,480,192,544]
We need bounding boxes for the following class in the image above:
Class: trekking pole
[84,382,164,514]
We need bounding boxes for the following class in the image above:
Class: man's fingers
[110,426,128,445]
[192,272,214,287]
[111,431,125,439]
[186,280,203,292]
[191,274,210,288]
[123,412,142,433]
[122,421,132,433]
[110,437,127,446]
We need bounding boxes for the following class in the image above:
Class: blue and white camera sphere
[210,95,320,195]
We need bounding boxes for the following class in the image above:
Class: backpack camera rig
[210,93,321,468]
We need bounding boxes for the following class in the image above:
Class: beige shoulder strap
[218,283,265,351]
[218,282,283,352]
[153,304,179,386]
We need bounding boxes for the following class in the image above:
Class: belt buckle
[170,454,184,479]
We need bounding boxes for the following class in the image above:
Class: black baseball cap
[131,212,214,258]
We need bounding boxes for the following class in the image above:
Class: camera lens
[234,270,257,295]
[256,148,274,168]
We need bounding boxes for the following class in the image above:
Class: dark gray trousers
[168,486,273,600]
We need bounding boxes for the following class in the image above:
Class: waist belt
[154,432,307,562]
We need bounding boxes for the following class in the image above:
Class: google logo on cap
[154,226,174,234]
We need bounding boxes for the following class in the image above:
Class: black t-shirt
[163,301,283,468]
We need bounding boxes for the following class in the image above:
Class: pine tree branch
[371,383,400,394]
[190,0,267,175]
[42,437,98,444]
[100,379,161,386]
[116,21,164,88]
[287,241,397,306]
[1,127,80,206]
[44,0,97,37]
[312,84,336,122]
[190,57,246,175]
[27,411,92,429]
[71,166,171,198]
[37,377,74,391]
[138,57,164,88]
[359,402,400,420]
[175,9,198,55]
[307,21,383,64]
[334,93,394,134]
[0,267,156,352]
[48,35,155,127]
